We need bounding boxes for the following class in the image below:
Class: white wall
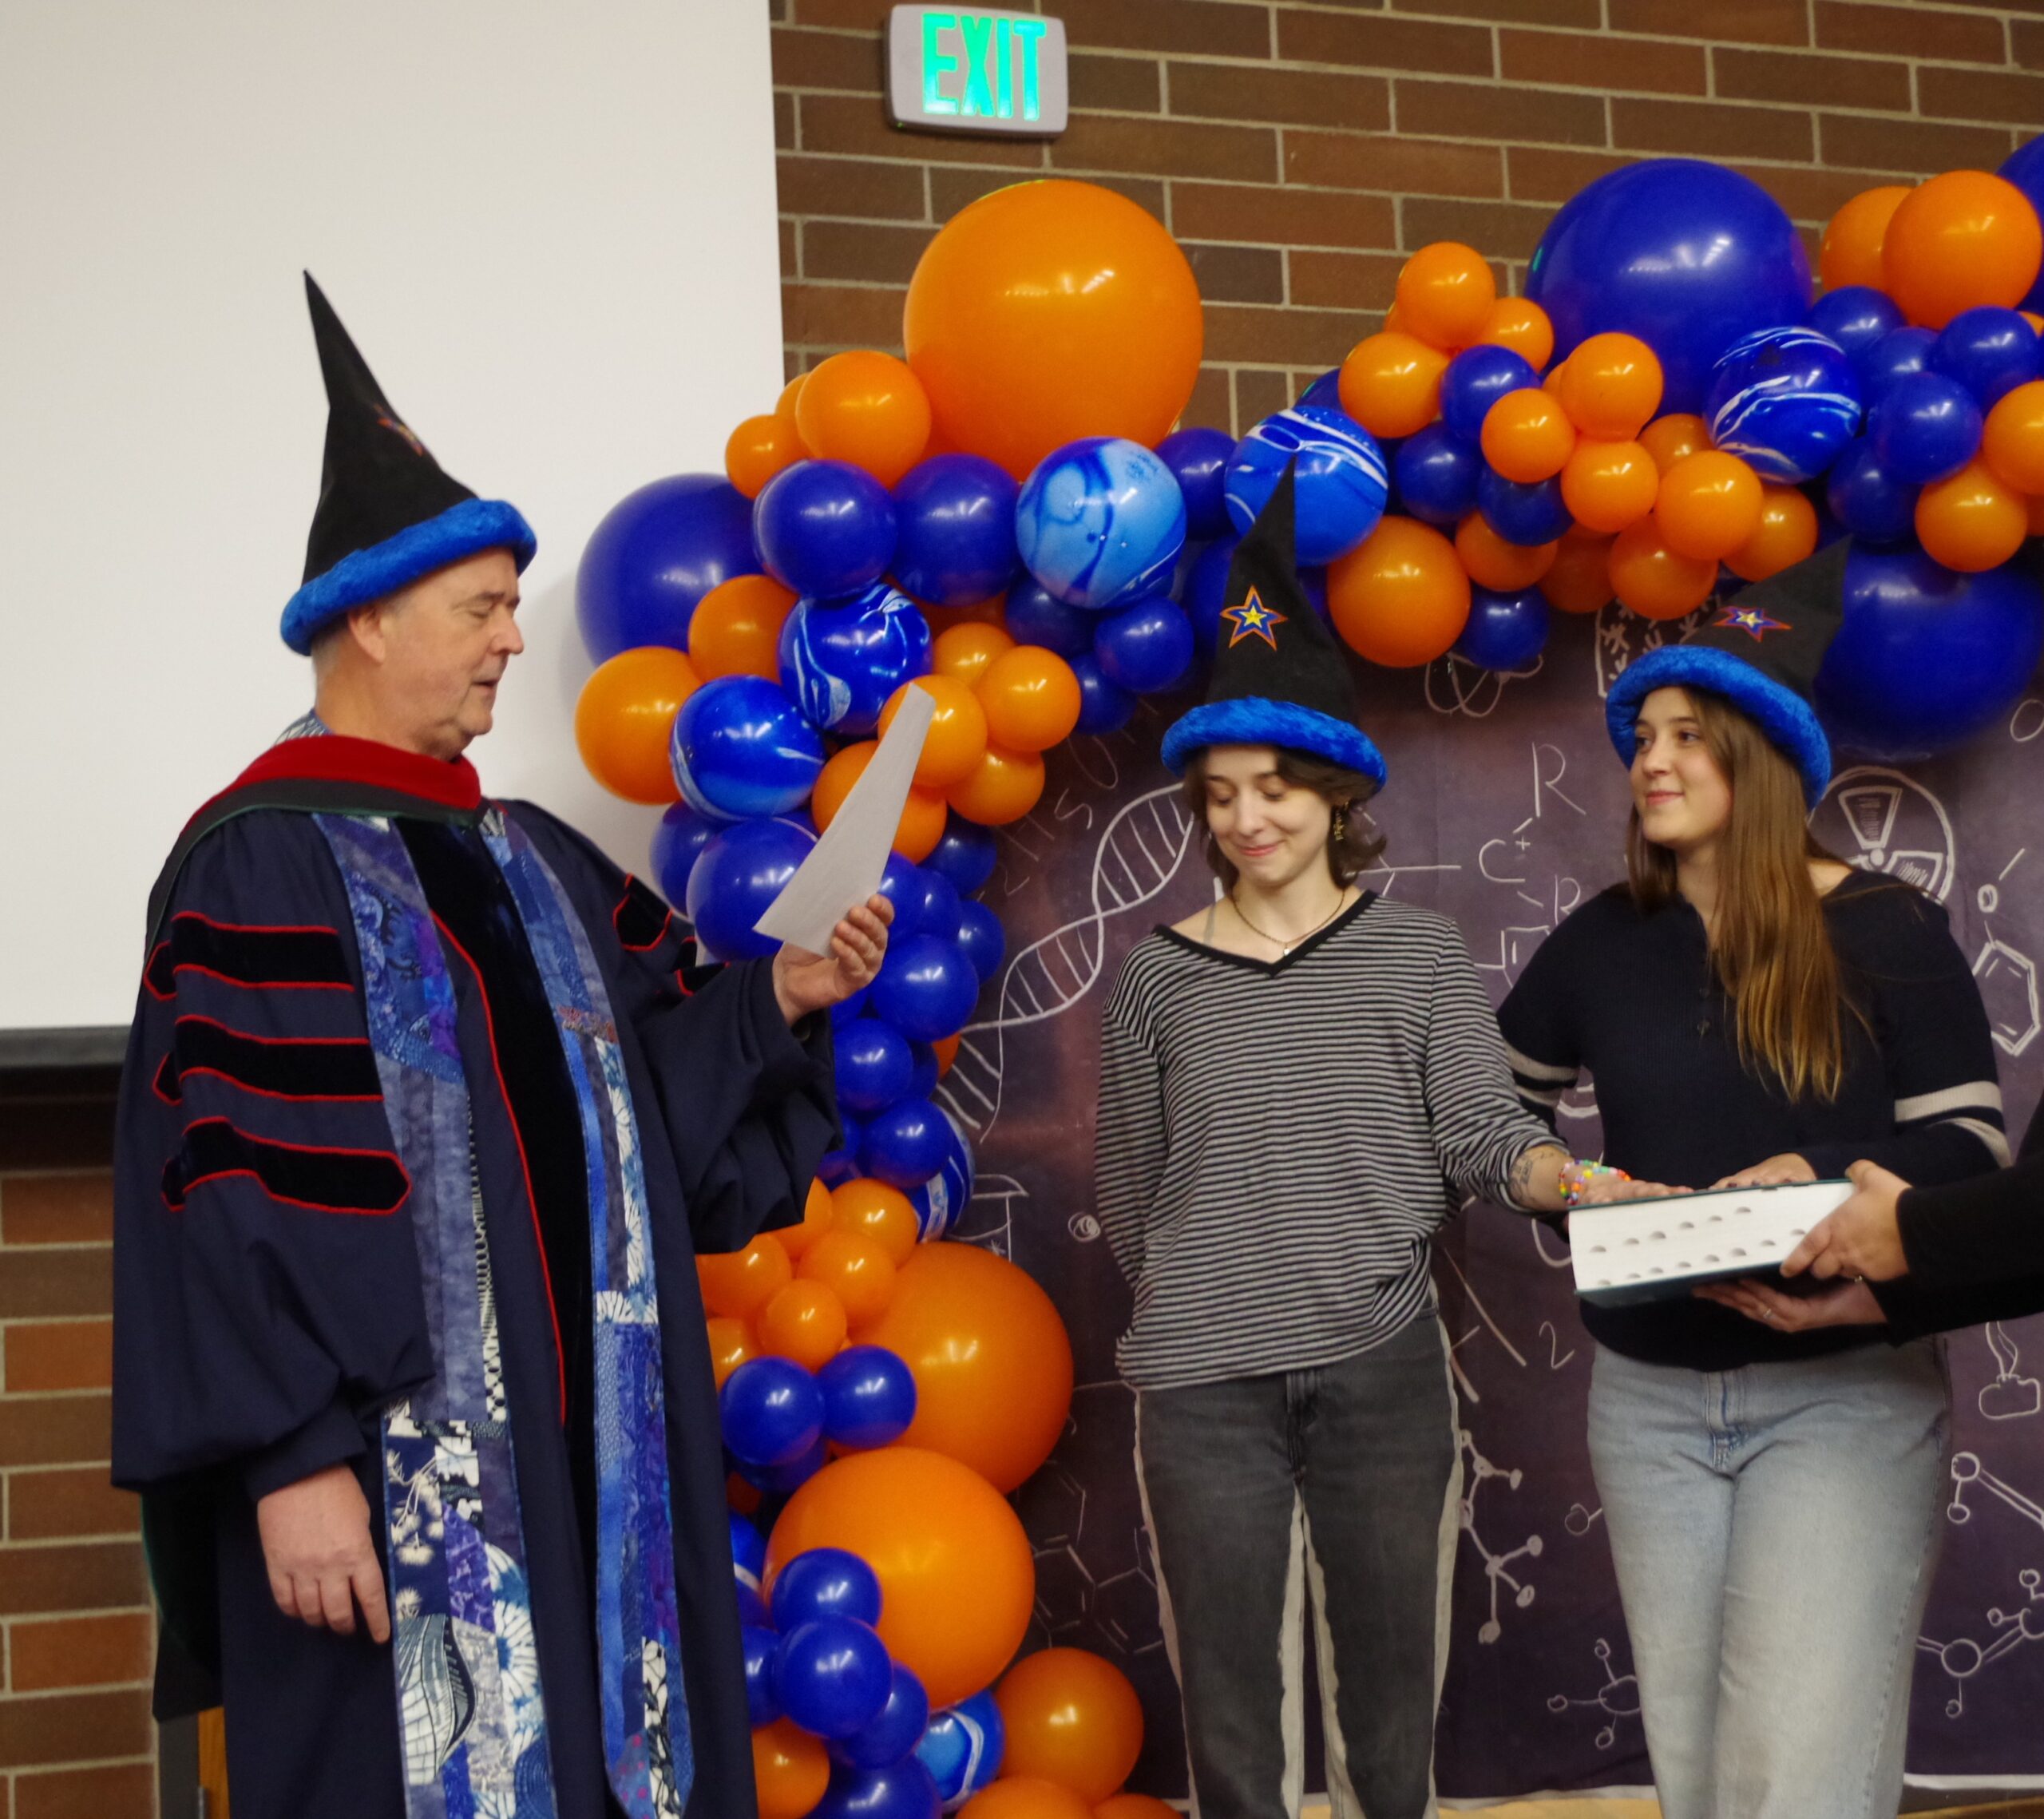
[0,0,785,1032]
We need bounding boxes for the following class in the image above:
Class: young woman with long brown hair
[1498,541,2006,1819]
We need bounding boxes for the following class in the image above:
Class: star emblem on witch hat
[1221,587,1287,649]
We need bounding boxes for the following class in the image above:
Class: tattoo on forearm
[1508,1145,1562,1208]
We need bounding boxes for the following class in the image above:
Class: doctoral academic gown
[111,734,836,1819]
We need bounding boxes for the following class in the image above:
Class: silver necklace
[1229,888,1351,956]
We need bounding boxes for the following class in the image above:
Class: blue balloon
[818,1345,918,1450]
[1071,651,1136,735]
[1476,467,1572,546]
[1394,423,1483,526]
[737,1581,770,1631]
[650,802,719,906]
[953,900,1006,984]
[576,474,759,660]
[835,1019,915,1118]
[1182,536,1242,658]
[1454,586,1551,672]
[830,1669,933,1773]
[1705,327,1862,484]
[773,1548,884,1631]
[861,1096,952,1190]
[1818,545,2044,763]
[672,676,825,822]
[756,460,899,600]
[687,818,817,962]
[1094,596,1194,695]
[743,1626,784,1726]
[1439,345,1539,444]
[1860,326,1937,402]
[1295,368,1345,413]
[1223,406,1388,564]
[1807,286,1905,371]
[775,1616,894,1740]
[730,1511,767,1587]
[1156,426,1238,540]
[1868,372,1983,485]
[875,852,930,941]
[905,870,961,948]
[780,584,933,735]
[1932,306,2041,410]
[869,936,980,1042]
[1999,137,2044,312]
[1015,437,1187,611]
[924,818,997,895]
[818,1139,862,1189]
[904,1040,940,1104]
[905,1104,975,1240]
[1526,157,1812,414]
[1824,438,1920,545]
[744,1434,829,1496]
[916,1690,1005,1809]
[1002,579,1094,656]
[891,456,1019,607]
[830,988,873,1028]
[719,1357,824,1468]
[813,1760,942,1819]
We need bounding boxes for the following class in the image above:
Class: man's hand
[1693,1275,1887,1332]
[1782,1159,1911,1282]
[255,1462,390,1643]
[772,895,893,1025]
[1711,1152,1817,1190]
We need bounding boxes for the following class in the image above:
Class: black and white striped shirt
[1095,894,1558,1391]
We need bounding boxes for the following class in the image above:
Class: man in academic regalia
[111,276,888,1819]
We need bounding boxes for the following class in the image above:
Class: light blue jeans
[1586,1338,1951,1819]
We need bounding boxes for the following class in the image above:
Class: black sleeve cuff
[240,1401,369,1503]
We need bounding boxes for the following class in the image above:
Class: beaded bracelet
[1559,1159,1632,1209]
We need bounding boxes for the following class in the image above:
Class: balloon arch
[568,151,2044,1819]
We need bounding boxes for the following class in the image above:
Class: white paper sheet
[753,685,936,954]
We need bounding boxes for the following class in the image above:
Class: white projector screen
[0,1,785,1040]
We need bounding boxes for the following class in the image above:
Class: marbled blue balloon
[671,675,825,822]
[905,1104,975,1241]
[779,582,933,735]
[1705,327,1862,484]
[915,1690,1005,1811]
[1224,406,1388,565]
[1015,437,1187,611]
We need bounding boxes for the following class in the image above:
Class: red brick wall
[771,0,2044,430]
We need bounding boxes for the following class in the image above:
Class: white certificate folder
[1570,1179,1855,1306]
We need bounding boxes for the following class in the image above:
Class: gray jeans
[1134,1317,1460,1819]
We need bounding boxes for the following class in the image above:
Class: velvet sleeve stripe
[145,913,353,999]
[153,1016,382,1106]
[162,1116,411,1215]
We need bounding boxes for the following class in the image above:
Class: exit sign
[885,6,1068,137]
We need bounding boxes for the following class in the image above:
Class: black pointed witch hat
[1603,537,1848,806]
[279,274,535,653]
[1159,463,1386,784]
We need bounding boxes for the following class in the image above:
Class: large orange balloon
[1095,1798,1178,1819]
[1559,334,1664,439]
[1452,515,1557,592]
[864,1243,1075,1492]
[765,1447,1036,1708]
[1560,438,1658,533]
[776,374,808,422]
[963,1782,1093,1819]
[1725,485,1819,583]
[1395,241,1496,350]
[996,1650,1145,1803]
[690,575,798,682]
[933,623,1017,688]
[1539,535,1614,616]
[795,350,933,488]
[1884,170,2044,331]
[705,1316,758,1390]
[1639,412,1712,472]
[573,647,698,805]
[977,647,1083,753]
[1654,451,1763,561]
[1326,517,1472,666]
[753,1719,830,1819]
[1983,378,2044,493]
[1338,333,1450,440]
[798,1229,897,1330]
[1820,184,1911,293]
[1474,295,1555,371]
[1481,389,1577,483]
[905,180,1202,479]
[947,746,1046,826]
[698,1234,791,1321]
[813,742,949,862]
[830,1177,921,1266]
[727,413,807,500]
[1608,519,1717,621]
[1916,459,2030,573]
[757,1279,849,1371]
[881,676,991,787]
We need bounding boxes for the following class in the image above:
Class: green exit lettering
[919,10,1047,122]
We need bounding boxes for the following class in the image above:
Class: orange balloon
[2030,491,2044,535]
[1452,514,1558,592]
[813,743,949,862]
[1559,333,1665,439]
[1725,485,1819,582]
[757,1278,850,1370]
[797,1228,897,1329]
[1654,451,1764,561]
[932,1033,961,1076]
[1884,170,2044,331]
[881,676,991,788]
[829,1177,921,1267]
[775,374,808,423]
[1560,438,1659,533]
[1095,1799,1178,1819]
[698,1234,792,1322]
[689,574,798,682]
[753,1719,830,1819]
[933,622,1017,688]
[865,1242,1075,1492]
[572,646,698,805]
[794,350,933,488]
[924,597,1008,634]
[726,413,807,499]
[1481,388,1578,483]
[1337,333,1451,440]
[996,1650,1144,1804]
[1395,241,1497,350]
[2027,311,2044,337]
[1982,378,2044,494]
[964,1781,1094,1819]
[1326,517,1472,666]
[1916,459,2031,572]
[947,746,1046,826]
[1821,184,1911,293]
[976,647,1083,753]
[905,180,1202,479]
[766,1447,1036,1708]
[1539,535,1614,615]
[1543,359,1570,397]
[1638,411,1713,473]
[1608,518,1718,621]
[1474,295,1555,371]
[777,1178,836,1262]
[705,1316,758,1390]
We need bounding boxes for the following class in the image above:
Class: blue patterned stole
[316,809,691,1819]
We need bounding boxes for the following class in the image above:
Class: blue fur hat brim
[1605,645,1832,806]
[280,497,537,654]
[1161,697,1388,786]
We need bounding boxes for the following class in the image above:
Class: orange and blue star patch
[1714,604,1790,641]
[1222,586,1287,650]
